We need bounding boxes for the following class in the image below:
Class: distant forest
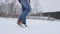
[42,11,60,19]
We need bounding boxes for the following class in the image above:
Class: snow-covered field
[0,17,60,34]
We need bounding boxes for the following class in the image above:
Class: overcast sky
[0,0,60,12]
[39,0,60,12]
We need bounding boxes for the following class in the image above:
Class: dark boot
[17,19,23,25]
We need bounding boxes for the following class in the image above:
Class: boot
[17,19,23,25]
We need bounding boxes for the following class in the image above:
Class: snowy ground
[0,17,60,34]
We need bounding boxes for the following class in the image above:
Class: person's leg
[22,4,25,12]
[19,0,31,25]
[17,3,25,25]
[21,5,26,25]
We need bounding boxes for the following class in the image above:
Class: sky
[0,0,60,12]
[39,0,60,12]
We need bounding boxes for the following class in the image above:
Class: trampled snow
[0,17,60,34]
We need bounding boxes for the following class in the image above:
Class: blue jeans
[19,0,31,25]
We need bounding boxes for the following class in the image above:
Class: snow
[0,17,60,34]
